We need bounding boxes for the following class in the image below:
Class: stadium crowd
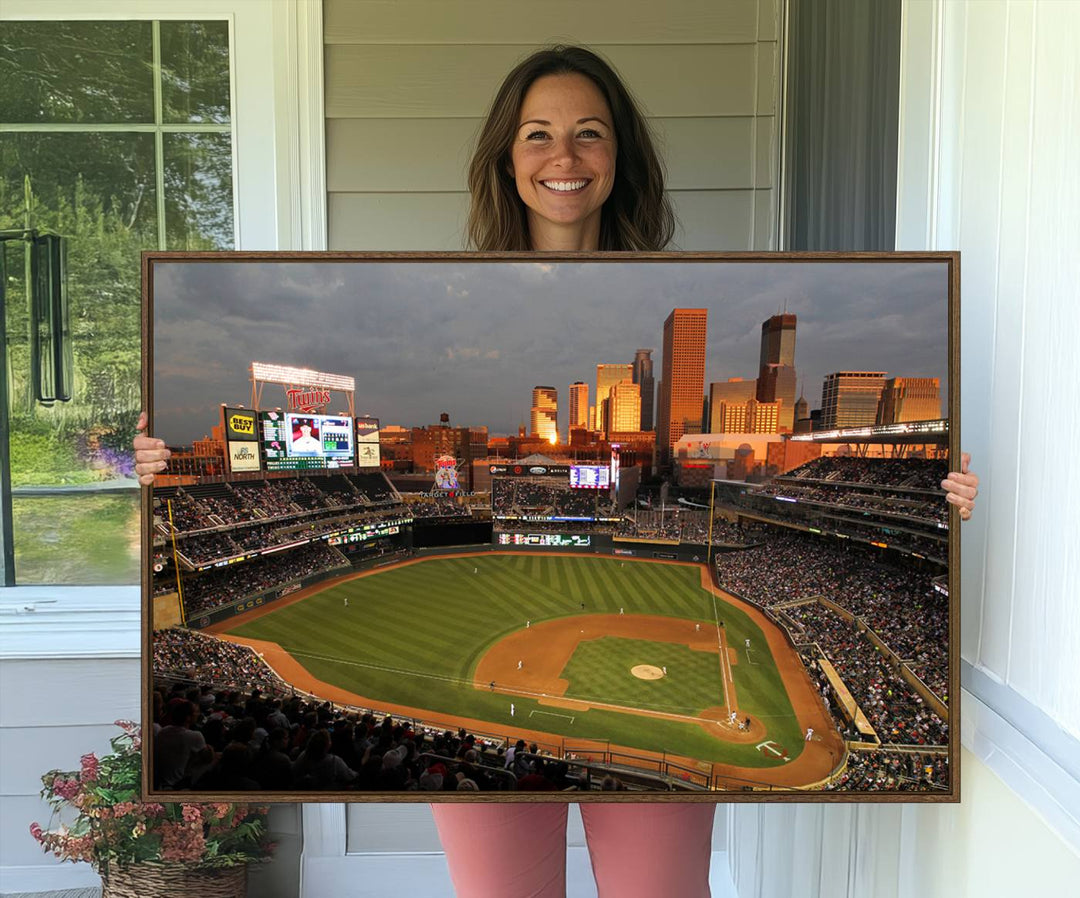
[492,477,618,520]
[152,629,581,793]
[178,543,350,617]
[406,497,473,519]
[826,749,948,791]
[753,481,948,525]
[786,603,948,745]
[786,456,948,490]
[155,472,403,537]
[715,531,948,698]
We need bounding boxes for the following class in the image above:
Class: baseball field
[215,553,840,783]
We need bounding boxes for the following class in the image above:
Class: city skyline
[152,259,950,446]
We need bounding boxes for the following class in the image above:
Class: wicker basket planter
[101,863,247,898]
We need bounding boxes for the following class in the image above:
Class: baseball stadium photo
[146,254,956,800]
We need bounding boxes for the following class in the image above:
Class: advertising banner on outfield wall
[488,463,570,477]
[191,567,349,628]
[492,532,708,562]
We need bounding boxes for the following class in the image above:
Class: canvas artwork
[143,252,958,802]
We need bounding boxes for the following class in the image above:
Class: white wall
[729,746,1080,897]
[729,1,1080,893]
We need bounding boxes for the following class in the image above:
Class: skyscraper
[595,363,633,430]
[530,386,558,442]
[757,314,798,431]
[820,372,887,429]
[875,377,942,424]
[608,381,641,432]
[794,392,809,423]
[568,381,590,432]
[633,349,655,431]
[709,378,757,432]
[657,308,708,460]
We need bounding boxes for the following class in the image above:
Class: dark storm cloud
[152,258,950,444]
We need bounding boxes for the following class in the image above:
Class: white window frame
[0,0,326,658]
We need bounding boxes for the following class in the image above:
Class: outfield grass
[226,554,804,766]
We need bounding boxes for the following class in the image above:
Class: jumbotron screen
[260,411,355,471]
[569,464,610,489]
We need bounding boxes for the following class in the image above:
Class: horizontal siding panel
[326,117,770,193]
[754,188,779,250]
[758,0,781,42]
[327,119,479,192]
[324,0,760,45]
[325,44,758,118]
[328,188,768,252]
[669,189,756,250]
[0,724,121,795]
[655,117,759,189]
[0,659,139,727]
[329,192,469,250]
[754,115,776,189]
[756,40,779,116]
[1,795,64,867]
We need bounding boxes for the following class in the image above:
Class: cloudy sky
[152,258,951,445]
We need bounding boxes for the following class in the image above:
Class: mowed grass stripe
[225,554,800,766]
[561,637,721,716]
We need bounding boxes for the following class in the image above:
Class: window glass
[1,20,233,585]
[163,132,234,250]
[160,21,232,125]
[0,22,155,124]
[12,494,141,584]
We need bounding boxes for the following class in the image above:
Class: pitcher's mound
[631,664,665,680]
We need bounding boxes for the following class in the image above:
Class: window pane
[2,133,155,479]
[1,19,234,586]
[0,22,154,124]
[164,133,235,250]
[2,132,152,583]
[12,494,140,585]
[160,21,232,124]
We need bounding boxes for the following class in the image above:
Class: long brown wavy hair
[466,46,675,252]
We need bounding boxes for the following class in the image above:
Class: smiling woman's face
[509,73,616,251]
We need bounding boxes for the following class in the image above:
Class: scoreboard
[260,411,355,471]
[569,464,610,489]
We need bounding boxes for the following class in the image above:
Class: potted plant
[30,720,273,897]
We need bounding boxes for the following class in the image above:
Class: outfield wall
[186,564,355,629]
[492,531,708,563]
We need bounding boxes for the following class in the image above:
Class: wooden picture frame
[142,250,959,803]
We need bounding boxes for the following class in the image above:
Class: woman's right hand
[134,411,170,486]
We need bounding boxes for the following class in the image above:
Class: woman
[136,45,979,898]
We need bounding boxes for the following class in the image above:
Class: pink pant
[431,803,715,898]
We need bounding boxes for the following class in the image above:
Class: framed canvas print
[142,251,959,803]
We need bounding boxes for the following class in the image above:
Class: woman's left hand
[941,451,979,521]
